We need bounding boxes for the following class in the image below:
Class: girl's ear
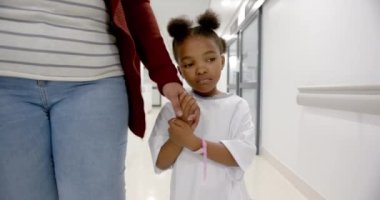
[221,55,225,69]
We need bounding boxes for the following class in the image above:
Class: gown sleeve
[148,103,175,173]
[220,100,256,180]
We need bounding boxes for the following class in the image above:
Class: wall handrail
[297,85,380,115]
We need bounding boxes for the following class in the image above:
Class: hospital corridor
[126,0,380,199]
[0,0,379,200]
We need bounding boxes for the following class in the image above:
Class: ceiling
[209,0,245,35]
[150,0,244,58]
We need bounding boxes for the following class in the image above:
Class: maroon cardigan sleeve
[107,0,181,138]
[122,0,181,93]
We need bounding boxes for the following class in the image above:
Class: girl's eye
[207,57,216,62]
[183,63,194,68]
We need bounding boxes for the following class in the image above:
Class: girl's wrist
[189,136,202,151]
[168,139,183,149]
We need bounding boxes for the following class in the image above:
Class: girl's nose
[196,65,207,75]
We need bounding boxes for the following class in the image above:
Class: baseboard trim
[260,148,326,200]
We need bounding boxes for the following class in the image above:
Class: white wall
[261,0,380,199]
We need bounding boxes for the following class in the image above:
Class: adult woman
[0,0,197,199]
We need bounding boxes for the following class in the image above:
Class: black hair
[167,10,226,62]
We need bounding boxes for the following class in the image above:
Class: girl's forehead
[180,36,219,50]
[184,35,212,43]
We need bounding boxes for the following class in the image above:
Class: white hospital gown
[149,93,256,200]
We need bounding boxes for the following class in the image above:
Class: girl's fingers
[182,95,195,115]
[179,91,187,104]
[184,99,196,119]
[189,108,200,129]
[180,95,192,109]
[169,118,176,123]
[169,118,187,128]
[186,101,198,121]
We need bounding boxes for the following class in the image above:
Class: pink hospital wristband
[192,138,208,180]
[202,139,207,180]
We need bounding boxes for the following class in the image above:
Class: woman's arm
[123,0,201,125]
[123,0,180,90]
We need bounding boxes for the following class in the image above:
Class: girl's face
[177,36,225,97]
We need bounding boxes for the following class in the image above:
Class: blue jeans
[0,76,128,200]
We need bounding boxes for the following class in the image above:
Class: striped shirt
[0,0,124,81]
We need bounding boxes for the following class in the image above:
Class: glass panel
[228,40,239,86]
[242,89,256,121]
[241,19,258,83]
[241,17,259,121]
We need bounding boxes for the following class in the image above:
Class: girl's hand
[178,92,200,130]
[162,83,200,129]
[168,118,201,151]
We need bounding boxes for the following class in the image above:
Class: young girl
[148,10,256,200]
